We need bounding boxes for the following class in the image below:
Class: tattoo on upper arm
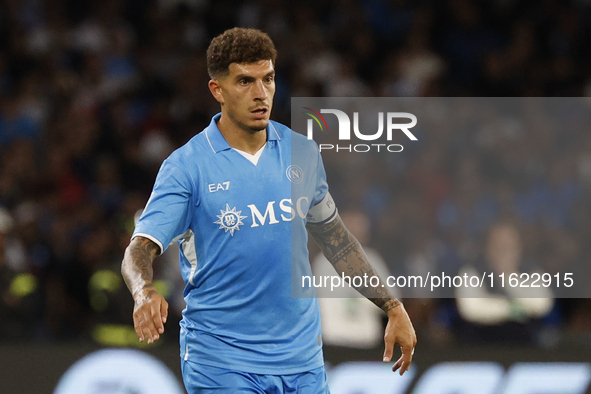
[307,216,401,312]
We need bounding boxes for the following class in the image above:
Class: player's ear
[208,79,224,104]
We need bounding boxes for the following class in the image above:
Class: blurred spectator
[455,222,554,344]
[0,207,14,267]
[0,205,43,339]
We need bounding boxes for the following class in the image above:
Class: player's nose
[252,80,268,100]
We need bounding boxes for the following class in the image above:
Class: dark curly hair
[207,28,277,78]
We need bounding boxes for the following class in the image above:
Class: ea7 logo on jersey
[208,181,230,192]
[214,197,309,234]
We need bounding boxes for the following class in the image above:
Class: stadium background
[1,0,591,392]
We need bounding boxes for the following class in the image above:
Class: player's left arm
[307,214,417,375]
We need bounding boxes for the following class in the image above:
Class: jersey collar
[205,113,280,154]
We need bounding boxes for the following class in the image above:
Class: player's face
[211,60,275,133]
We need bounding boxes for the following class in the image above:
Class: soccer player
[121,27,416,393]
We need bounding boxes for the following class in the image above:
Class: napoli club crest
[286,165,304,184]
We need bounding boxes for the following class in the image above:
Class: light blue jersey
[133,114,337,374]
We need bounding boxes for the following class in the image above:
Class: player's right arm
[121,236,169,344]
[121,159,193,343]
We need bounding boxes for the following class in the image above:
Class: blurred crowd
[1,0,591,348]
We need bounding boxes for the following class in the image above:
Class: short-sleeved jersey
[133,114,337,374]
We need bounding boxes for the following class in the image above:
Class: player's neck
[217,116,267,154]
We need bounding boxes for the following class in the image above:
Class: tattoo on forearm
[374,298,401,312]
[330,241,356,265]
[307,215,401,313]
[131,237,158,279]
[121,237,159,299]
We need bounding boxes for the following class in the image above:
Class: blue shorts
[181,360,331,393]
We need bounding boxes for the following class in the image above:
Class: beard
[235,115,269,134]
[246,122,268,133]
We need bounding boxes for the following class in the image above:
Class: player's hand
[132,285,169,344]
[383,303,417,375]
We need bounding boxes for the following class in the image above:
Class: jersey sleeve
[307,147,337,224]
[132,159,194,254]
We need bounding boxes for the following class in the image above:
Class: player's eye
[238,79,248,85]
[265,76,274,83]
